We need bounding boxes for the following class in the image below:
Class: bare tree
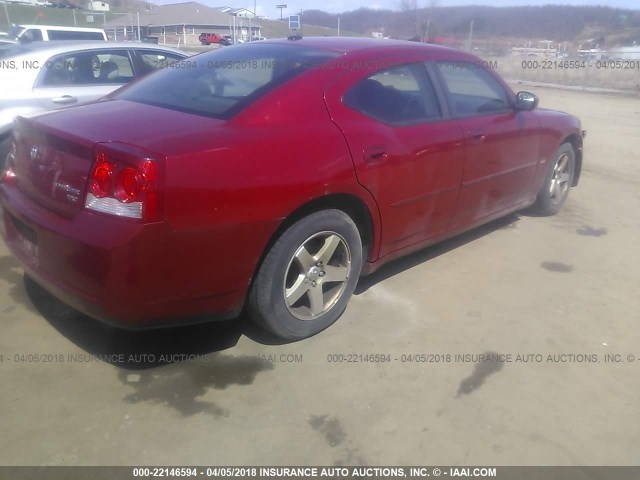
[398,0,441,41]
[422,0,440,40]
[397,0,421,39]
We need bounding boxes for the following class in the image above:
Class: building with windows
[216,6,256,18]
[87,1,109,11]
[105,2,260,45]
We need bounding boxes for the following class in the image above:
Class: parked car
[0,38,584,340]
[198,32,229,46]
[0,41,189,169]
[0,25,105,44]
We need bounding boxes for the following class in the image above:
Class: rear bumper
[0,180,274,329]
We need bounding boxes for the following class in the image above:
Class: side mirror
[515,91,539,111]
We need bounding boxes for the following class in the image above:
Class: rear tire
[533,143,575,216]
[248,210,362,340]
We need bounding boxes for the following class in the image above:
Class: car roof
[261,36,457,55]
[1,40,187,57]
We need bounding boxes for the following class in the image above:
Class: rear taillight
[84,143,162,222]
[1,141,16,183]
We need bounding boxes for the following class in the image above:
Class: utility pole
[2,1,10,27]
[467,19,474,51]
[337,16,340,37]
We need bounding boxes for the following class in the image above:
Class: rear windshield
[47,30,106,40]
[116,43,340,119]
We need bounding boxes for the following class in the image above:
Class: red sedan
[0,38,584,340]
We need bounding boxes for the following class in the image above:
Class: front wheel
[533,143,575,215]
[248,210,363,340]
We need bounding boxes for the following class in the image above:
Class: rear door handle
[51,95,78,105]
[364,145,388,163]
[471,131,486,143]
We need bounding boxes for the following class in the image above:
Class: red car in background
[198,32,230,46]
[0,38,584,340]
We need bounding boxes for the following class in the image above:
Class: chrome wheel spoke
[323,265,348,283]
[295,246,314,271]
[556,154,568,173]
[559,172,570,184]
[315,234,341,264]
[285,274,309,306]
[308,286,325,317]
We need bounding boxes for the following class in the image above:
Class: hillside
[302,5,640,47]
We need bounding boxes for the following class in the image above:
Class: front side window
[40,50,134,86]
[137,51,184,75]
[117,44,339,119]
[435,61,510,116]
[22,29,43,42]
[343,63,441,125]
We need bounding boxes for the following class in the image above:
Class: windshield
[7,26,25,40]
[117,43,340,119]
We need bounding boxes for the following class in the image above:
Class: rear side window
[47,30,105,40]
[343,63,441,125]
[435,61,510,116]
[39,50,134,86]
[117,44,339,119]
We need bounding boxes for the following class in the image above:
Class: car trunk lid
[12,117,94,218]
[9,100,227,218]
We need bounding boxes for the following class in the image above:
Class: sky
[176,0,640,19]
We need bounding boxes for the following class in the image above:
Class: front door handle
[51,95,78,105]
[364,145,388,163]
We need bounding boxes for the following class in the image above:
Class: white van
[5,25,107,43]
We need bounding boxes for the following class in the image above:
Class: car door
[33,49,135,110]
[433,61,539,229]
[327,61,465,258]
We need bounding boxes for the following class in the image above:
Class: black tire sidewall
[0,134,11,172]
[249,210,363,340]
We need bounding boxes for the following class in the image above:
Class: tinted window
[48,30,105,40]
[435,61,510,116]
[117,44,339,119]
[40,50,134,86]
[344,63,441,125]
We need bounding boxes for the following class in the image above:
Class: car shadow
[355,213,521,294]
[21,212,521,364]
[23,275,247,370]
